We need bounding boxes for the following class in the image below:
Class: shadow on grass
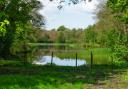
[0,62,128,89]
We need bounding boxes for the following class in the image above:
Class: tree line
[0,0,128,61]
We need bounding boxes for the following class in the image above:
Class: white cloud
[64,0,99,13]
[38,0,100,30]
[39,0,99,14]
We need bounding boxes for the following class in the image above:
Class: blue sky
[39,0,99,30]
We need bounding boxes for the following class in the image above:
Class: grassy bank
[55,48,112,64]
[0,60,128,89]
[0,47,127,89]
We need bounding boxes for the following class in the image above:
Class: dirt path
[85,69,128,89]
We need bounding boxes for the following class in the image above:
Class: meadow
[0,61,128,89]
[0,47,128,89]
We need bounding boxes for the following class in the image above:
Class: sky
[39,0,100,30]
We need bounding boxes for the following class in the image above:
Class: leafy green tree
[107,0,128,24]
[0,0,44,57]
[57,25,68,31]
[93,0,128,61]
[107,0,128,61]
[84,25,97,46]
[57,31,65,43]
[0,20,9,36]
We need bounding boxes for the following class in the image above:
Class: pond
[26,44,112,66]
[33,56,86,66]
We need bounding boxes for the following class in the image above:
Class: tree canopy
[0,0,44,57]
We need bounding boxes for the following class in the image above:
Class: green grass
[121,70,128,81]
[28,43,76,46]
[0,60,22,66]
[55,48,112,64]
[0,47,127,89]
[0,60,128,89]
[28,43,112,64]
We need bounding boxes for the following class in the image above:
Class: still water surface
[33,56,86,66]
[27,45,111,66]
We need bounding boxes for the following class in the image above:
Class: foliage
[107,0,128,23]
[107,0,128,61]
[0,20,9,36]
[84,25,97,46]
[57,31,66,43]
[113,44,128,61]
[57,25,68,31]
[0,0,44,57]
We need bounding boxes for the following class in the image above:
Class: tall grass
[55,48,112,64]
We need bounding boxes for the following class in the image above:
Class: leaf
[4,20,9,25]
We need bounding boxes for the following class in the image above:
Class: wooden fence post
[76,53,78,67]
[90,51,93,68]
[51,52,53,66]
